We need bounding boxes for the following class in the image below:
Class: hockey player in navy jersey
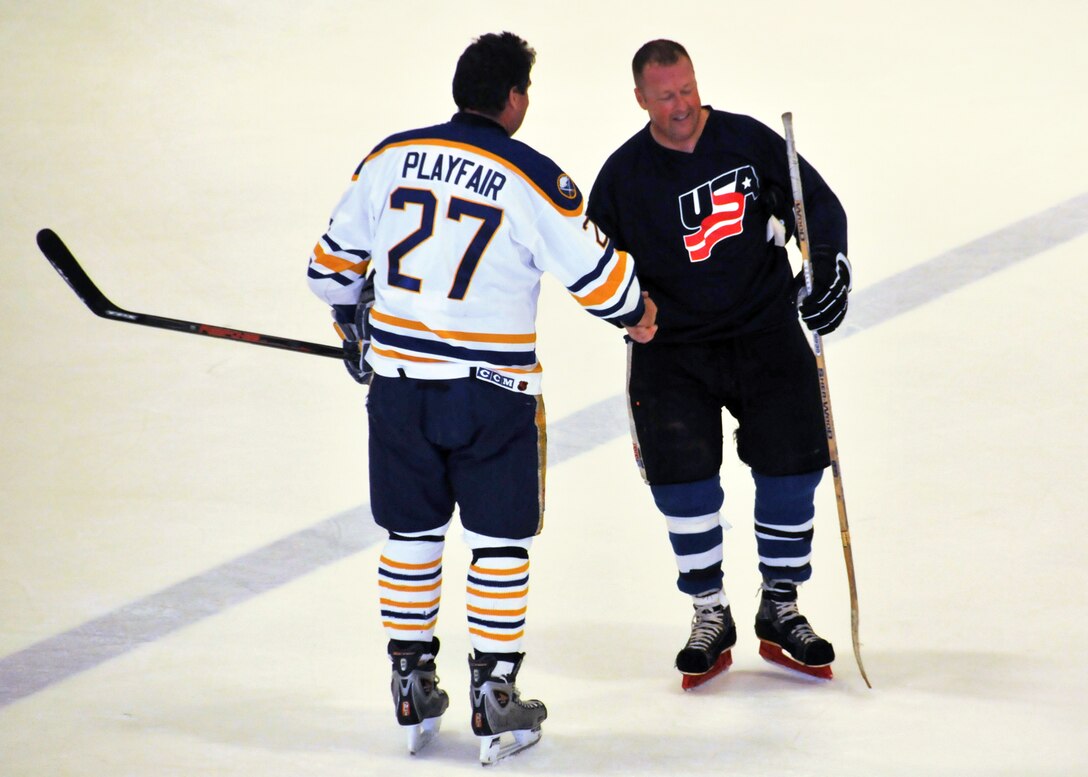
[587,39,851,687]
[307,32,656,762]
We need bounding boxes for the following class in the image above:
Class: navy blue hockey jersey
[587,107,847,342]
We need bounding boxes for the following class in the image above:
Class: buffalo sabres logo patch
[556,173,578,200]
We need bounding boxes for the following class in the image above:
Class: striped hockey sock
[752,470,823,583]
[379,535,444,643]
[650,477,728,597]
[465,547,530,654]
[665,513,725,596]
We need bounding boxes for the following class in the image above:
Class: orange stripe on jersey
[470,562,530,576]
[312,243,368,275]
[380,555,442,571]
[369,344,447,363]
[364,139,584,217]
[465,586,529,600]
[574,249,630,307]
[370,309,536,345]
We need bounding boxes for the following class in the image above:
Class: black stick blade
[35,228,344,359]
[37,228,125,318]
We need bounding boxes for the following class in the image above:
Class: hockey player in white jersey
[307,32,656,764]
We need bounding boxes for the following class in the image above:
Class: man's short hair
[632,39,690,82]
[452,32,536,115]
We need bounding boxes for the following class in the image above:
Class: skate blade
[758,640,833,680]
[680,649,733,690]
[406,715,442,755]
[478,727,542,765]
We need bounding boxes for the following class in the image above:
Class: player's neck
[649,106,708,153]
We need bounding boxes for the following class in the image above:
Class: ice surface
[2,2,1086,775]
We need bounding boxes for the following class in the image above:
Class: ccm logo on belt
[475,367,528,393]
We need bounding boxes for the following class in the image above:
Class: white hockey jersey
[307,113,644,394]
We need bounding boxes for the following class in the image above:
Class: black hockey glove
[333,273,376,385]
[797,250,852,336]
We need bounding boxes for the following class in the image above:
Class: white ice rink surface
[2,2,1087,774]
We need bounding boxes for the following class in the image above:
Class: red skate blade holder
[680,649,734,690]
[758,640,834,680]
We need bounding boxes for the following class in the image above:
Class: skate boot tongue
[762,580,798,599]
[491,658,518,681]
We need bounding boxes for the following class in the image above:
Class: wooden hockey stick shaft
[781,113,871,688]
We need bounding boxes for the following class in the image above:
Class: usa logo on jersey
[678,165,759,262]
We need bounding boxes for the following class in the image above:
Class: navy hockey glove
[333,273,376,385]
[797,250,852,335]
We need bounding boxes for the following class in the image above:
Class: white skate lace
[685,605,726,650]
[774,600,820,644]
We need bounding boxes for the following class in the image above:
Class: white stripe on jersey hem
[370,361,543,394]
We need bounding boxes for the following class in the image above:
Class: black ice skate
[469,652,547,765]
[389,638,450,755]
[676,594,737,690]
[754,581,835,679]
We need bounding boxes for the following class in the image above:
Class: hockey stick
[781,114,871,688]
[36,228,344,359]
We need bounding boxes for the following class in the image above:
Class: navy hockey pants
[366,375,546,540]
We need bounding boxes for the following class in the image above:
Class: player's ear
[634,86,648,110]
